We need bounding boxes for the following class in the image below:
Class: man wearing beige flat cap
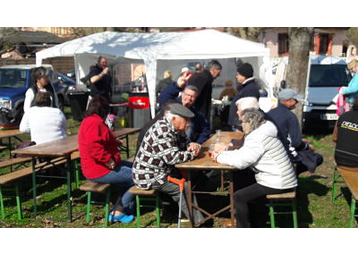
[133,103,204,226]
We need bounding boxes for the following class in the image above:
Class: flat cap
[278,88,303,101]
[170,103,194,118]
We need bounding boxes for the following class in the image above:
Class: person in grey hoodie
[210,108,297,228]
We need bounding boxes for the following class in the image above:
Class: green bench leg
[104,190,110,227]
[86,192,91,223]
[15,183,23,220]
[268,200,297,228]
[292,199,298,228]
[349,196,356,228]
[155,193,161,228]
[136,195,141,228]
[0,186,4,219]
[332,167,339,203]
[135,194,161,228]
[86,190,111,227]
[0,184,23,220]
[269,202,276,228]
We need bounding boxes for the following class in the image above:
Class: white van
[302,55,352,130]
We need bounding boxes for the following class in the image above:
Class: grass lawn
[0,108,356,228]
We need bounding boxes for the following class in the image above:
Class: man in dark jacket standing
[89,56,112,102]
[228,63,260,130]
[188,60,222,121]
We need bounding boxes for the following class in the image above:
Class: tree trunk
[286,27,313,127]
[227,27,264,42]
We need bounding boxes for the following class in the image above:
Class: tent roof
[36,29,268,62]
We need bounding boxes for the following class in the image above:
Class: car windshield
[0,69,27,88]
[309,65,351,87]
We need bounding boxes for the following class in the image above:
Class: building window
[319,34,329,54]
[278,33,289,56]
[342,39,349,57]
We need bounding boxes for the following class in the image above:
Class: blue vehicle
[0,64,67,123]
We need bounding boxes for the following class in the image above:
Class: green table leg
[31,157,37,216]
[66,156,72,222]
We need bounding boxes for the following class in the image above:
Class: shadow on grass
[296,175,329,227]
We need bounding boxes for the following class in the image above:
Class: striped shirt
[132,115,194,189]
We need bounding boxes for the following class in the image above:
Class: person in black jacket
[156,70,173,97]
[228,63,260,131]
[333,97,358,168]
[88,56,112,102]
[188,60,222,121]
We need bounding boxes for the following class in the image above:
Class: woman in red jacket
[78,96,134,223]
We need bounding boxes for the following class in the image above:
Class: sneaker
[109,213,134,223]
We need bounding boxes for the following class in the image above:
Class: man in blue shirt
[267,88,323,175]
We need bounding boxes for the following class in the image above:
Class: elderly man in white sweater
[211,108,297,228]
[20,91,67,145]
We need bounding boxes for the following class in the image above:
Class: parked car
[0,64,67,123]
[66,70,76,80]
[302,56,352,130]
[56,72,77,105]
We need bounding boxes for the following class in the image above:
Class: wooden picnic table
[175,131,244,228]
[0,129,26,159]
[10,127,140,221]
[0,129,26,139]
[112,128,140,158]
[12,135,78,221]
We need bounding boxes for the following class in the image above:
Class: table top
[0,129,25,139]
[11,128,141,157]
[11,135,79,157]
[112,128,140,138]
[175,131,243,171]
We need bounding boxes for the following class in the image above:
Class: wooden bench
[337,166,358,227]
[129,186,161,228]
[267,191,296,200]
[0,162,50,220]
[0,154,79,220]
[79,181,111,227]
[0,157,32,170]
[266,191,297,228]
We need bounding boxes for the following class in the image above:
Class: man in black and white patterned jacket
[132,103,204,225]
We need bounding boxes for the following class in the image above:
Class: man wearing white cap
[267,88,323,175]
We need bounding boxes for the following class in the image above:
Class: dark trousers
[234,183,292,228]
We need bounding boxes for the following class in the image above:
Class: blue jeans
[90,163,134,214]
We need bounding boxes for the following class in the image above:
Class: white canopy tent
[36,29,270,117]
